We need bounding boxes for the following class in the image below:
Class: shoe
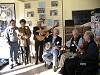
[35,62,38,65]
[58,67,64,74]
[16,62,21,66]
[39,59,43,63]
[47,63,53,69]
[53,66,58,72]
[40,61,44,63]
[10,64,14,69]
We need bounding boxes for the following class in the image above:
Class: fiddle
[74,41,88,57]
[80,41,88,50]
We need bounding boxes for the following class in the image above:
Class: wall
[0,0,14,3]
[63,0,100,20]
[15,0,24,27]
[0,0,100,26]
[0,0,100,44]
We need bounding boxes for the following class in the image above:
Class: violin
[74,41,88,57]
[80,41,88,50]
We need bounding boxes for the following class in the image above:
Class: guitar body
[35,35,46,41]
[35,24,59,41]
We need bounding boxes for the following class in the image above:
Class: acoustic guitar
[35,24,59,41]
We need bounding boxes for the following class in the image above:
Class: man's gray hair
[53,28,59,34]
[85,31,94,40]
[72,28,79,33]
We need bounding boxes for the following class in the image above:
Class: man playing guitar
[33,21,45,64]
[33,20,59,64]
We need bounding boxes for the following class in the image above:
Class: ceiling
[17,0,37,2]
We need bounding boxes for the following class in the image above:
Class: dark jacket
[45,35,62,49]
[82,40,99,62]
[33,26,44,40]
[18,26,31,46]
[70,35,82,53]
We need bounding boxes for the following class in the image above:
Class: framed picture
[24,3,31,9]
[25,10,34,17]
[27,11,34,17]
[38,8,45,13]
[39,14,46,20]
[0,3,15,32]
[51,1,58,7]
[50,10,58,16]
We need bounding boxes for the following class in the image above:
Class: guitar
[35,24,59,41]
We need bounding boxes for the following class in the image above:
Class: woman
[18,19,31,65]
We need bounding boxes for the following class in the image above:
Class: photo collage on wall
[50,0,58,16]
[24,3,34,18]
[38,1,45,20]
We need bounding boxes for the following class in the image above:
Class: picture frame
[0,3,15,32]
[24,3,31,9]
[39,14,46,20]
[51,1,58,7]
[38,8,45,13]
[50,10,58,16]
[27,11,34,17]
[25,10,34,17]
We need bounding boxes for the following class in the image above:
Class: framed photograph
[51,1,58,7]
[27,11,34,17]
[38,8,45,13]
[24,3,31,9]
[50,10,58,16]
[0,3,15,32]
[39,14,46,20]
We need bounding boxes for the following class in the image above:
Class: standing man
[4,19,19,69]
[18,19,31,65]
[33,21,45,64]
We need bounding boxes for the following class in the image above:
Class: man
[63,31,99,75]
[58,29,83,73]
[18,19,31,65]
[42,28,62,71]
[4,19,19,69]
[33,21,45,64]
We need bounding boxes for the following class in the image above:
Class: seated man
[63,31,99,75]
[58,29,83,73]
[42,28,62,71]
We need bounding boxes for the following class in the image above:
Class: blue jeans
[9,41,19,65]
[42,47,59,67]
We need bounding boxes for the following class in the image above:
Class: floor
[0,61,61,75]
[0,36,61,75]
